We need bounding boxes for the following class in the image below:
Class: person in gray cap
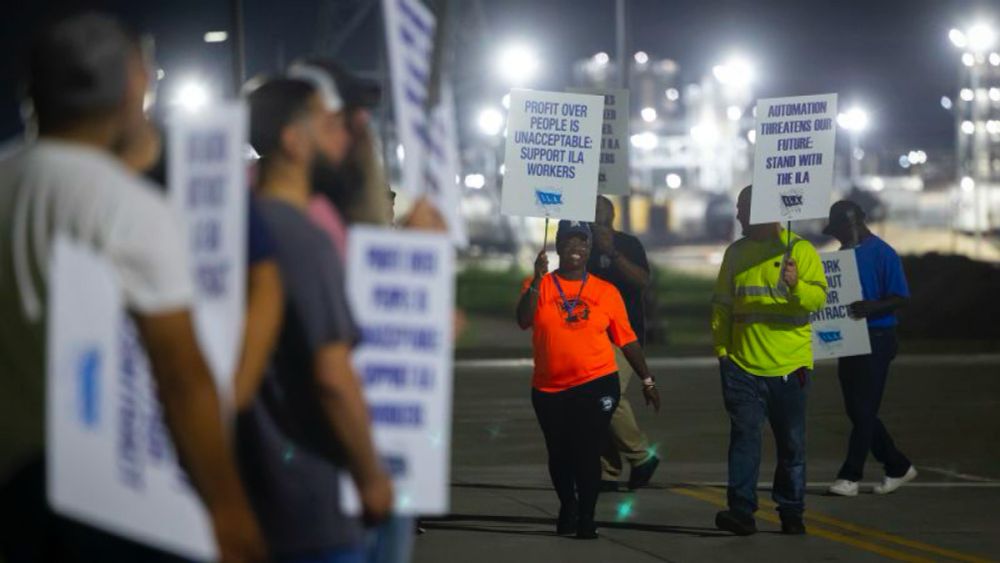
[823,200,916,497]
[516,220,660,540]
[0,12,265,562]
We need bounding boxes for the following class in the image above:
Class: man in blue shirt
[823,201,916,497]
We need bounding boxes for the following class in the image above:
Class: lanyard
[551,272,588,319]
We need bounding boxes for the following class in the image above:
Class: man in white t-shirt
[0,13,265,562]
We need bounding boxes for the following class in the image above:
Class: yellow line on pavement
[681,485,996,563]
[670,486,936,562]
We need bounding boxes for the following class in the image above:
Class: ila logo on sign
[817,330,843,344]
[779,189,805,217]
[535,188,564,212]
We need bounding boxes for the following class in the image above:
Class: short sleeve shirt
[522,273,637,392]
[236,198,361,554]
[0,140,193,478]
[854,235,909,328]
[587,232,650,345]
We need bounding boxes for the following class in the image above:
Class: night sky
[1,0,996,153]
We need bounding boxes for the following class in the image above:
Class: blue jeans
[720,358,810,518]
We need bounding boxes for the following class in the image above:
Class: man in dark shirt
[588,195,660,490]
[240,77,392,561]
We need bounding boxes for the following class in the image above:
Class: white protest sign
[811,250,871,360]
[751,93,838,224]
[383,0,466,246]
[341,226,455,515]
[501,89,604,221]
[569,88,630,195]
[47,238,216,561]
[168,101,248,393]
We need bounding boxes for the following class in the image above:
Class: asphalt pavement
[413,355,1000,562]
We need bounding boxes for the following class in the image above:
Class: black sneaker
[556,504,578,536]
[780,514,806,535]
[599,479,620,492]
[627,456,660,490]
[715,510,758,536]
[575,519,599,540]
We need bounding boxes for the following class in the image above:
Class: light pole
[950,22,996,257]
[837,107,869,188]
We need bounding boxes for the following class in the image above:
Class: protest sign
[811,250,871,360]
[500,89,604,221]
[750,93,838,224]
[47,238,216,561]
[168,101,248,393]
[568,88,629,195]
[341,226,455,515]
[46,103,248,561]
[383,0,466,246]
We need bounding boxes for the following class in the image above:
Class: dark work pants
[836,327,911,481]
[0,457,190,563]
[720,359,810,518]
[532,374,620,525]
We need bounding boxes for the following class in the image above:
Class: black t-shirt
[587,231,650,345]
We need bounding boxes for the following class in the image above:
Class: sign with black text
[568,87,629,195]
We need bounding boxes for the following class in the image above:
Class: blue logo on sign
[817,330,843,343]
[781,194,804,208]
[76,347,101,428]
[535,189,563,207]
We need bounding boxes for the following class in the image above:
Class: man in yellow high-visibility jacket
[711,186,828,537]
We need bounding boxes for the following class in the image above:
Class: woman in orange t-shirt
[516,220,661,539]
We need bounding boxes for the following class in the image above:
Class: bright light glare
[594,52,610,65]
[871,177,885,192]
[665,88,679,101]
[634,51,649,64]
[747,129,756,144]
[156,69,166,80]
[204,31,228,43]
[962,120,976,135]
[941,96,953,110]
[967,23,996,52]
[726,105,742,121]
[690,121,720,144]
[962,53,975,67]
[499,164,506,176]
[501,93,511,109]
[907,150,927,164]
[991,52,1000,66]
[837,107,869,131]
[987,120,1000,135]
[961,176,975,192]
[989,88,1000,101]
[640,107,658,122]
[712,57,754,87]
[950,28,968,48]
[396,144,405,162]
[464,174,486,189]
[854,148,865,161]
[666,173,682,189]
[899,156,911,169]
[477,108,504,136]
[174,82,209,112]
[630,132,658,150]
[960,88,975,101]
[497,44,539,85]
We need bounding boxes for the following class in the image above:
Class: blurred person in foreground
[823,201,916,497]
[711,185,827,536]
[0,13,265,562]
[589,195,660,492]
[242,77,392,562]
[517,221,660,539]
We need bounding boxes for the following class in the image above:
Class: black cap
[823,200,866,235]
[556,220,592,245]
[289,58,381,110]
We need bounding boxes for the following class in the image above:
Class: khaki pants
[601,347,654,480]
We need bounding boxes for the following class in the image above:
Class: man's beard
[311,153,361,211]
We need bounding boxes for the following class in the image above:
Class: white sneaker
[873,466,918,495]
[827,479,859,497]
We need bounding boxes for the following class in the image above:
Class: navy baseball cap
[556,220,592,245]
